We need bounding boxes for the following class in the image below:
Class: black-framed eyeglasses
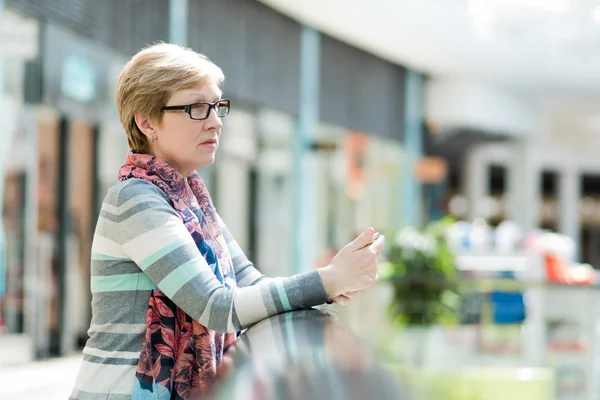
[161,99,230,120]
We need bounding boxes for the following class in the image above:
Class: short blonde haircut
[116,43,224,153]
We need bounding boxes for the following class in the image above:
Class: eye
[191,103,209,111]
[190,103,210,119]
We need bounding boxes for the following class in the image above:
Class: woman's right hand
[318,227,385,299]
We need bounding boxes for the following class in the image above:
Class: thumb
[346,227,376,252]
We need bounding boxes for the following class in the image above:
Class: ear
[133,113,157,140]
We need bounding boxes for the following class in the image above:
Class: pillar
[291,26,320,274]
[558,168,581,261]
[507,137,540,233]
[400,70,424,227]
[464,146,489,221]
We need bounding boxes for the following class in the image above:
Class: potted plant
[380,217,460,365]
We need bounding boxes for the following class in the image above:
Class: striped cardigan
[70,179,328,399]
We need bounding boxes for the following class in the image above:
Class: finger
[369,234,386,253]
[332,295,351,305]
[336,291,356,300]
[335,295,352,303]
[345,227,376,252]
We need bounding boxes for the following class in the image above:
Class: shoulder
[100,179,177,222]
[105,179,170,207]
[99,180,180,239]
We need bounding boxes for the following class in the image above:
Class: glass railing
[213,307,408,400]
[211,275,600,400]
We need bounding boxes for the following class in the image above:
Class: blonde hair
[116,43,224,153]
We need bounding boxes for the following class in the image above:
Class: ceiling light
[472,0,571,13]
[510,0,571,12]
[467,0,571,40]
[467,0,495,39]
[592,6,600,24]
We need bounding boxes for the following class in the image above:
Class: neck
[148,149,193,179]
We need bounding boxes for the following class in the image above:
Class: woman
[70,43,385,400]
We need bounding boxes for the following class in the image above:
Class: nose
[204,108,223,131]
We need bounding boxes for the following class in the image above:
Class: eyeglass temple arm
[162,105,189,111]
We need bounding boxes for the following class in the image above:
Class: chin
[196,155,216,169]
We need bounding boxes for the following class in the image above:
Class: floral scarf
[120,152,237,399]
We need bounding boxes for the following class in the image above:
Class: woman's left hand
[315,248,361,306]
[316,248,357,305]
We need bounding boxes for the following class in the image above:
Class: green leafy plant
[381,218,460,326]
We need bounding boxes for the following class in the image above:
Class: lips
[200,138,218,145]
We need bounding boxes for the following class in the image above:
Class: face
[137,82,224,177]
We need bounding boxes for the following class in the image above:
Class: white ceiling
[259,0,600,96]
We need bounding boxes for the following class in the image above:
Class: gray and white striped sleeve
[217,214,272,287]
[116,179,329,333]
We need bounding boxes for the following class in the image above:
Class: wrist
[317,265,340,298]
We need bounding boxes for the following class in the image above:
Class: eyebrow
[184,88,223,101]
[187,95,223,104]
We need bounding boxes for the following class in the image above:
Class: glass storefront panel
[97,122,130,198]
[2,172,26,334]
[64,118,96,350]
[215,104,258,254]
[255,108,294,277]
[0,103,40,364]
[33,108,60,357]
[313,123,347,264]
[363,135,403,235]
[1,104,119,356]
[312,125,404,258]
[0,22,30,337]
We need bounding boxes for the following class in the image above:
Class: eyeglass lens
[190,101,229,119]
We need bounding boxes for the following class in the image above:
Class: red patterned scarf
[120,151,237,399]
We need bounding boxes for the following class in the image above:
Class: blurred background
[2,0,600,399]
